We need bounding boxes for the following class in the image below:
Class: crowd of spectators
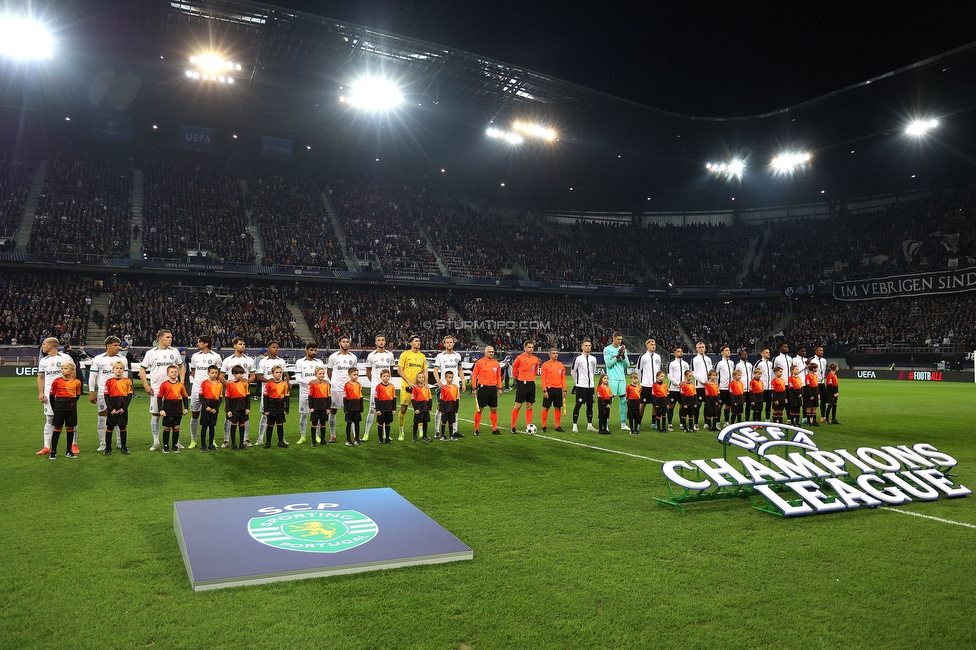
[548,220,652,286]
[105,280,302,348]
[677,300,782,352]
[0,155,33,237]
[770,295,976,351]
[27,150,131,258]
[646,222,758,288]
[295,285,471,351]
[251,173,345,268]
[0,272,92,345]
[329,180,440,275]
[412,195,515,278]
[142,160,254,263]
[749,187,976,286]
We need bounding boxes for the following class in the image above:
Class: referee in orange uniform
[471,346,503,435]
[540,348,567,432]
[510,341,541,433]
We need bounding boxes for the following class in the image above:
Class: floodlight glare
[186,54,241,83]
[344,78,403,110]
[770,152,811,174]
[906,119,938,136]
[512,121,557,141]
[706,159,745,180]
[0,16,54,60]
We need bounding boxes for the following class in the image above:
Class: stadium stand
[27,150,131,258]
[0,272,92,345]
[676,300,783,352]
[0,154,33,242]
[295,285,470,350]
[250,172,345,268]
[771,295,976,351]
[104,280,302,348]
[141,160,254,263]
[329,180,440,275]
[412,195,515,278]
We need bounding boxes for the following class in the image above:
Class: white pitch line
[458,417,666,464]
[880,506,976,529]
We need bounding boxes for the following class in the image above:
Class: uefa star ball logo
[248,510,378,553]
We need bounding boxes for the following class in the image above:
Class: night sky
[273,1,976,117]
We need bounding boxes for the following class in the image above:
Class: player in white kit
[327,335,358,443]
[256,341,287,445]
[219,337,256,446]
[432,335,465,438]
[294,342,326,444]
[187,335,222,449]
[363,334,395,442]
[36,337,74,455]
[88,336,129,451]
[138,329,185,451]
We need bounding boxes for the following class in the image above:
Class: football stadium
[2,2,976,648]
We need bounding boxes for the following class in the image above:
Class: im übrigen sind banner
[832,267,976,301]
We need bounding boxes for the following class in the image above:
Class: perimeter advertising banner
[181,125,218,151]
[833,267,976,300]
[91,115,131,140]
[261,136,294,161]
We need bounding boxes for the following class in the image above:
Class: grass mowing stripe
[881,506,976,529]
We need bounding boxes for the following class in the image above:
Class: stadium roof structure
[9,0,976,210]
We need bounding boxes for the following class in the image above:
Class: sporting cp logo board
[174,488,472,591]
[248,510,378,553]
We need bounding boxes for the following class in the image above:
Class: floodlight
[0,16,54,60]
[906,119,938,136]
[770,151,811,174]
[344,78,403,110]
[186,54,241,83]
[512,121,557,141]
[706,158,745,180]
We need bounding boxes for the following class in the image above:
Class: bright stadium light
[512,121,557,141]
[906,119,938,136]
[186,54,241,83]
[486,127,523,145]
[0,16,55,60]
[341,78,403,110]
[706,159,745,181]
[770,151,811,175]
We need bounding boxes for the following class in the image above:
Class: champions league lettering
[658,422,970,517]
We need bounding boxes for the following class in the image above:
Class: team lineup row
[35,329,841,458]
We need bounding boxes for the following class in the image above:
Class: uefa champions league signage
[656,423,971,517]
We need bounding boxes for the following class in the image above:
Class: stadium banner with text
[91,115,132,141]
[833,267,976,301]
[837,369,972,382]
[181,125,218,151]
[260,136,294,161]
[655,422,970,518]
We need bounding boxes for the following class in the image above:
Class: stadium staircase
[446,306,485,349]
[287,302,316,345]
[322,190,359,271]
[129,168,144,260]
[762,311,793,351]
[13,160,47,253]
[86,293,111,344]
[413,218,449,276]
[749,226,773,278]
[736,231,761,284]
[242,180,266,265]
[676,322,695,350]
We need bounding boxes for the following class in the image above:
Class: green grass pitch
[1,377,974,649]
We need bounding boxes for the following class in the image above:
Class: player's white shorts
[330,383,345,411]
[298,388,310,414]
[149,395,160,415]
[43,401,53,417]
[190,391,202,413]
[96,394,107,412]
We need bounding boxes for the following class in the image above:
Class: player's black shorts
[162,413,183,428]
[514,380,536,404]
[377,411,394,424]
[575,387,594,405]
[310,410,329,426]
[668,391,680,406]
[542,388,563,409]
[477,386,499,408]
[719,389,732,406]
[640,387,654,403]
[265,413,286,425]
